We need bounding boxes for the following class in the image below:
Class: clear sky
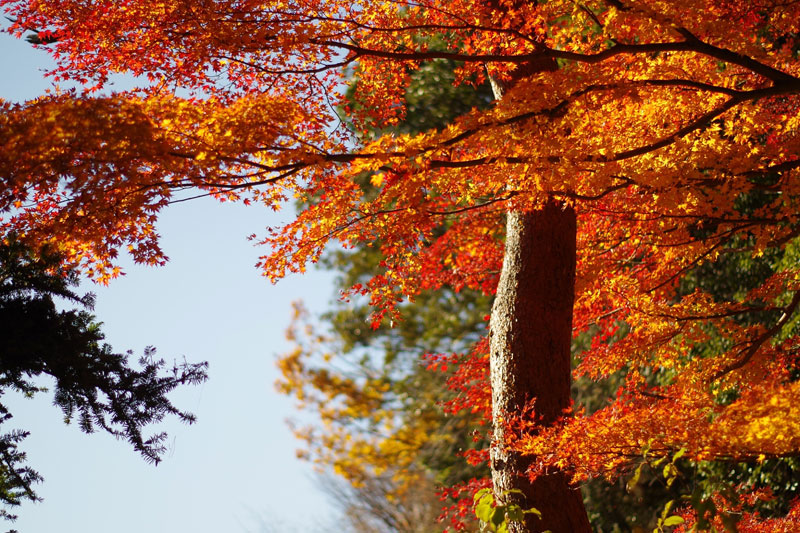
[1,27,340,533]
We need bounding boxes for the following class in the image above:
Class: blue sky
[1,28,340,533]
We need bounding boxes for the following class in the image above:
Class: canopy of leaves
[3,0,800,529]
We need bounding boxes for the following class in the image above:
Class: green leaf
[491,507,506,527]
[627,463,644,493]
[663,516,685,527]
[661,500,675,520]
[663,463,677,480]
[506,505,524,522]
[642,440,653,459]
[524,507,543,518]
[475,500,493,523]
[474,488,493,504]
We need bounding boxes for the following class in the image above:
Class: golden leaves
[275,302,441,496]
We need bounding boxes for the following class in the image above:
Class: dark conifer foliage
[0,238,207,524]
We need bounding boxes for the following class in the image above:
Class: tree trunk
[489,202,590,532]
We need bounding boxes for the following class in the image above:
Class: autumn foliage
[4,0,800,530]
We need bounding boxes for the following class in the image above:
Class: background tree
[0,237,207,525]
[277,51,495,531]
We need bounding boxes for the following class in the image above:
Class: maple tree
[278,52,680,531]
[3,0,800,531]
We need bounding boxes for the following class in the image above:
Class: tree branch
[714,290,800,380]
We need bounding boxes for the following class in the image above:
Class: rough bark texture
[489,203,590,533]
